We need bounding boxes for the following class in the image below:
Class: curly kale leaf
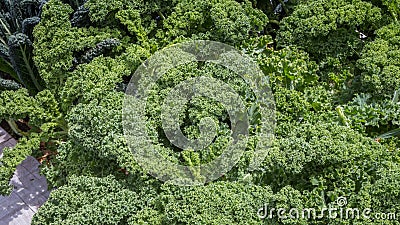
[259,47,319,91]
[0,134,40,195]
[160,0,268,45]
[358,23,400,98]
[32,175,150,225]
[33,0,121,92]
[278,0,382,63]
[0,88,63,130]
[41,92,140,188]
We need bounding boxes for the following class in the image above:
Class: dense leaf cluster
[0,0,47,94]
[0,0,398,224]
[358,23,400,97]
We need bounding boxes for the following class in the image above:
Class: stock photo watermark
[257,196,398,221]
[122,40,275,186]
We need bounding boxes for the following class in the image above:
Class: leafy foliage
[32,175,154,225]
[358,23,400,98]
[0,0,46,94]
[33,0,120,92]
[0,134,40,194]
[0,88,65,192]
[278,0,382,60]
[341,93,400,136]
[140,62,260,170]
[0,76,21,91]
[160,0,268,45]
[259,47,319,91]
[277,0,384,91]
[0,0,398,224]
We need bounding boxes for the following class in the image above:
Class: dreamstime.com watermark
[257,197,398,221]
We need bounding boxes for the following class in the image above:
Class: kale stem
[7,119,29,137]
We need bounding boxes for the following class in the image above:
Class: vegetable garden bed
[0,0,399,224]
